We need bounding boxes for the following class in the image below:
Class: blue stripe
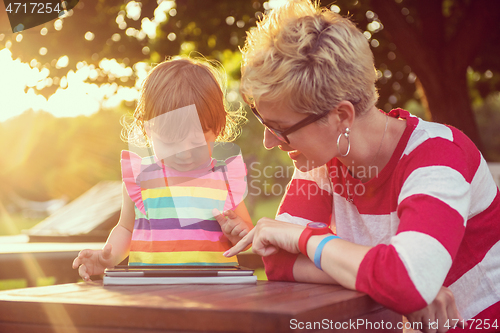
[135,218,222,232]
[144,196,225,210]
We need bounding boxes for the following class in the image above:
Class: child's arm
[213,201,253,246]
[72,182,135,281]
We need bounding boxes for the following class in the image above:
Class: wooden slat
[0,281,403,333]
[0,322,206,333]
[26,181,122,241]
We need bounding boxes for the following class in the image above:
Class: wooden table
[0,281,403,332]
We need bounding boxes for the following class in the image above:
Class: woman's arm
[301,235,369,287]
[226,218,464,333]
[292,254,338,284]
[263,164,335,281]
[224,218,362,286]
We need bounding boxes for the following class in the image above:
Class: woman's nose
[263,128,281,150]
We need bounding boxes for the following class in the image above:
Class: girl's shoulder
[121,150,158,165]
[120,150,147,214]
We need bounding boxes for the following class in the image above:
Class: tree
[0,0,264,96]
[363,0,500,153]
[2,0,500,153]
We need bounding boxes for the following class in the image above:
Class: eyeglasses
[250,105,329,144]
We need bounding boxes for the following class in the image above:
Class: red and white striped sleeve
[263,165,334,281]
[356,123,480,314]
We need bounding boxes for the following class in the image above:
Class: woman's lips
[287,150,301,160]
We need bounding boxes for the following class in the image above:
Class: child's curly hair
[122,56,246,147]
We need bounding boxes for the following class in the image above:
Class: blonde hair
[240,0,378,117]
[123,56,246,147]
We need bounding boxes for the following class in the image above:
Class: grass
[249,196,282,225]
[0,277,57,291]
[0,212,43,236]
[254,268,267,281]
[0,279,27,291]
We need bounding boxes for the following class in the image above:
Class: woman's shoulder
[396,115,483,184]
[403,116,479,160]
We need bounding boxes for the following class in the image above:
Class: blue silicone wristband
[313,235,340,270]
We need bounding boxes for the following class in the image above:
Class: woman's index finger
[224,228,255,257]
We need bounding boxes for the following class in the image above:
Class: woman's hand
[224,217,304,257]
[406,286,466,333]
[72,244,115,281]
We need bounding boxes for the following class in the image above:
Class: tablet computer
[104,265,254,277]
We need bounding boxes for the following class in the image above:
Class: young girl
[73,57,253,281]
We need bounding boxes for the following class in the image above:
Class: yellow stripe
[142,187,227,201]
[129,251,238,265]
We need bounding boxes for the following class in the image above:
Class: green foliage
[0,108,128,202]
[474,93,500,161]
[2,0,266,97]
[247,196,283,225]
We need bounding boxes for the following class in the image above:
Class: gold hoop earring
[336,128,350,157]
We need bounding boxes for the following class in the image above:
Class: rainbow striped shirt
[121,148,246,266]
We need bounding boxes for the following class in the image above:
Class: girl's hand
[72,244,114,282]
[406,286,466,333]
[213,208,252,245]
[223,217,304,257]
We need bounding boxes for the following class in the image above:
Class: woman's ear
[335,101,356,129]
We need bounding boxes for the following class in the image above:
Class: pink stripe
[131,229,223,242]
[278,178,333,224]
[398,194,465,258]
[445,192,500,286]
[356,244,427,314]
[137,168,226,182]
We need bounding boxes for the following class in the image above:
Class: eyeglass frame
[250,105,330,144]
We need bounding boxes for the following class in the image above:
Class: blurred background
[1,0,500,238]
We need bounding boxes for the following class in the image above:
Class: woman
[226,1,500,332]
